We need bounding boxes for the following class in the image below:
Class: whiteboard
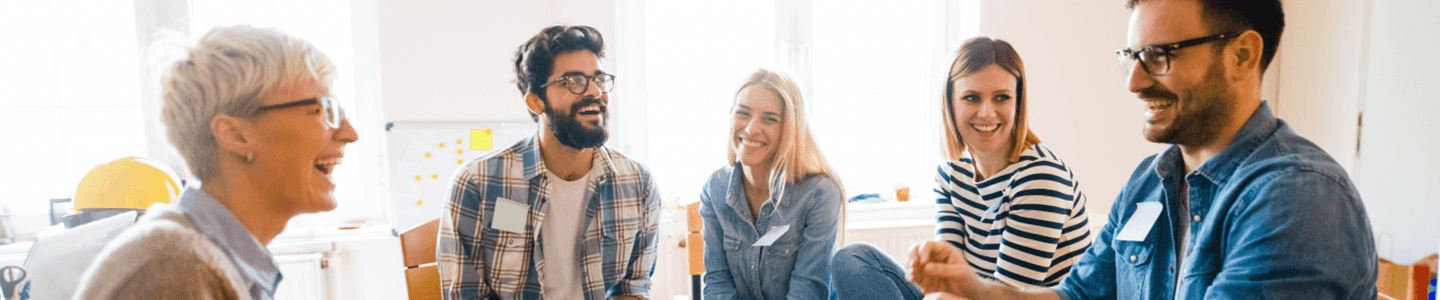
[386,121,535,231]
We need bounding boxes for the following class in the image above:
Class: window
[0,1,146,234]
[0,0,385,238]
[620,0,978,203]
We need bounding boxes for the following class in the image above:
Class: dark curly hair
[513,25,605,122]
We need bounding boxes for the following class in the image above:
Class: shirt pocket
[483,228,532,285]
[1112,240,1153,299]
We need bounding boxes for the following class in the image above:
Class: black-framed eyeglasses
[256,96,345,129]
[539,73,615,95]
[1117,32,1240,76]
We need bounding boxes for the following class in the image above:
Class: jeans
[829,243,923,300]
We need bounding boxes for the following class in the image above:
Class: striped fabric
[933,144,1092,288]
[437,136,660,300]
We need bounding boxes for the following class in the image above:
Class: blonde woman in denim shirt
[698,68,844,300]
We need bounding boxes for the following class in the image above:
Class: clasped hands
[908,241,979,300]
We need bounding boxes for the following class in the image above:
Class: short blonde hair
[726,68,842,191]
[940,36,1041,162]
[160,25,335,180]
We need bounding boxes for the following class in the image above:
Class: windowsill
[845,201,934,230]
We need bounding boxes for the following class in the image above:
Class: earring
[245,152,255,163]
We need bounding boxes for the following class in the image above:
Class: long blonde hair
[726,68,843,194]
[940,36,1041,162]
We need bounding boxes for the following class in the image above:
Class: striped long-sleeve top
[933,144,1092,288]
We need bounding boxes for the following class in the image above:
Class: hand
[907,241,979,295]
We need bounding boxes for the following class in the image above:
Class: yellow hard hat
[74,156,182,211]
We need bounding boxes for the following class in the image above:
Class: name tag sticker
[752,225,791,247]
[1116,202,1164,242]
[492,197,528,234]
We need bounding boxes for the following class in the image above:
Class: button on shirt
[1053,101,1378,300]
[176,186,283,300]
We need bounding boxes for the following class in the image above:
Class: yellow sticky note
[417,200,424,206]
[432,174,438,179]
[440,142,445,148]
[457,159,464,165]
[414,176,421,181]
[425,152,431,158]
[470,129,493,150]
[457,139,463,144]
[457,149,463,155]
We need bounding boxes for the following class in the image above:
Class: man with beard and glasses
[438,25,658,300]
[907,0,1377,299]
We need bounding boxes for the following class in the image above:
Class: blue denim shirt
[1054,102,1377,299]
[699,164,842,300]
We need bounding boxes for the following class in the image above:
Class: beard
[1139,60,1236,146]
[545,96,609,149]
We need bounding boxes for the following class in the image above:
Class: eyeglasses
[256,96,345,129]
[1117,32,1239,76]
[539,73,615,95]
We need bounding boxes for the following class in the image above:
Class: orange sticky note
[470,129,493,150]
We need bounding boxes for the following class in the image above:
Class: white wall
[976,2,1167,212]
[377,0,616,124]
[1272,0,1365,175]
[1353,0,1440,264]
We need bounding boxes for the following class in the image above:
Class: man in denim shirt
[909,0,1378,299]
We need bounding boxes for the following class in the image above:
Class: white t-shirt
[541,167,596,299]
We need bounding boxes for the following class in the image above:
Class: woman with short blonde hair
[74,25,359,300]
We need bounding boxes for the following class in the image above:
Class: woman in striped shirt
[831,37,1092,299]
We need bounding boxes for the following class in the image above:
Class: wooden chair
[401,218,442,300]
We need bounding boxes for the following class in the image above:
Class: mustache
[1136,86,1178,100]
[570,96,607,114]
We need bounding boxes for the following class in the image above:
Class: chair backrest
[401,218,441,300]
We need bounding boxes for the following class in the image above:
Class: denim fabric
[699,163,842,300]
[830,243,924,300]
[1053,102,1377,299]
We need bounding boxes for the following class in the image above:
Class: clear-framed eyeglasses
[256,96,345,129]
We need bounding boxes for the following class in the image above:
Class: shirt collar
[520,134,617,182]
[176,186,282,295]
[1154,100,1278,184]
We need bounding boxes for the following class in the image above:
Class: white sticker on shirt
[1116,202,1164,242]
[492,197,528,234]
[753,224,791,247]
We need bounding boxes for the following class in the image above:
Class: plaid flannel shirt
[438,136,660,300]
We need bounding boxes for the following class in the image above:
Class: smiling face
[248,76,359,214]
[1127,0,1236,146]
[950,64,1019,158]
[541,50,610,149]
[732,86,785,172]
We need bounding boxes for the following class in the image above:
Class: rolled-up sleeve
[439,169,487,300]
[610,169,661,298]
